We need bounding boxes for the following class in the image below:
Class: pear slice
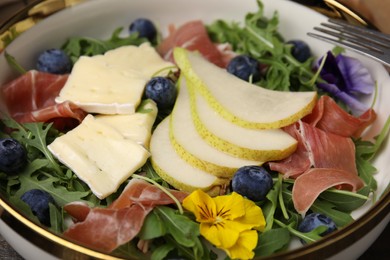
[150,117,229,196]
[187,79,298,161]
[173,47,317,129]
[170,78,263,178]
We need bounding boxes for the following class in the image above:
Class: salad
[0,0,389,259]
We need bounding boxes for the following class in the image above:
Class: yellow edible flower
[182,190,266,259]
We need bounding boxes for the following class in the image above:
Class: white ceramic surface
[0,0,389,259]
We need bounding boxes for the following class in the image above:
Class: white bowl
[0,0,389,259]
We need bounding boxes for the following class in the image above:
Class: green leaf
[154,206,200,247]
[274,219,325,244]
[7,195,40,224]
[112,241,146,259]
[262,179,280,231]
[22,123,63,175]
[139,210,167,240]
[163,235,213,260]
[310,200,354,227]
[356,115,390,160]
[4,51,27,74]
[151,243,176,260]
[12,159,92,207]
[62,27,148,64]
[49,203,63,233]
[206,0,317,92]
[254,228,290,257]
[356,155,377,191]
[320,186,370,212]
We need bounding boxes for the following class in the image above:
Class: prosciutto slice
[268,95,375,215]
[269,121,357,178]
[268,123,311,178]
[303,96,376,138]
[157,20,226,67]
[1,70,86,126]
[63,178,188,252]
[292,168,364,215]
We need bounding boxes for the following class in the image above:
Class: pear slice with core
[170,78,263,178]
[150,117,229,196]
[187,80,298,161]
[173,47,317,129]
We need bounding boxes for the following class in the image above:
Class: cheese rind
[95,99,158,147]
[56,43,174,114]
[48,115,150,199]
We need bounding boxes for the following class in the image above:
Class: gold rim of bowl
[0,0,388,259]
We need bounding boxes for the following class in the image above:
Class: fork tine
[313,26,385,53]
[307,32,389,66]
[308,19,390,66]
[328,18,390,42]
[318,23,389,49]
[307,32,379,55]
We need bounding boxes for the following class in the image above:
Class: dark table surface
[0,0,389,259]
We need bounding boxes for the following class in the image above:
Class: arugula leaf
[4,120,64,177]
[354,116,390,191]
[356,155,378,191]
[139,206,212,260]
[163,235,215,260]
[23,123,64,174]
[153,206,200,247]
[49,203,63,233]
[62,27,148,64]
[4,51,27,74]
[151,243,176,260]
[11,159,91,207]
[138,209,167,240]
[7,195,40,223]
[206,0,317,92]
[113,241,146,259]
[310,200,354,227]
[5,159,48,195]
[274,219,326,244]
[254,228,290,257]
[262,178,280,231]
[320,186,370,212]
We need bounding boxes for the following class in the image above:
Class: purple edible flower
[315,51,375,115]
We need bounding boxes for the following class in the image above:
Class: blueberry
[21,189,56,226]
[0,138,27,174]
[231,166,273,201]
[298,212,337,241]
[287,40,311,63]
[227,55,261,82]
[129,18,157,41]
[36,48,72,74]
[145,77,177,109]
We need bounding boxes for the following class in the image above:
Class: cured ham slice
[292,168,364,215]
[157,20,226,67]
[302,121,357,175]
[268,123,311,178]
[63,178,188,252]
[268,96,373,215]
[303,96,376,138]
[1,70,86,127]
[269,121,357,178]
[109,178,188,209]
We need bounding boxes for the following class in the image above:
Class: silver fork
[308,18,390,67]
